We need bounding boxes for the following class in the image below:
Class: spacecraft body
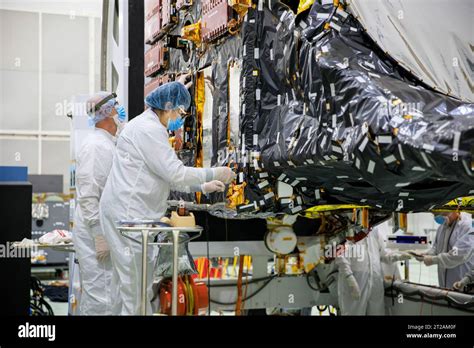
[144,0,474,215]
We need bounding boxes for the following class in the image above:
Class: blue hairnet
[87,91,117,124]
[145,81,191,111]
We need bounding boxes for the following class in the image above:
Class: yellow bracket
[181,20,201,45]
[297,0,315,14]
[229,0,252,17]
[304,204,371,218]
[227,182,247,209]
[431,196,474,213]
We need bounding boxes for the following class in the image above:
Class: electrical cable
[209,276,275,306]
[306,271,324,291]
[385,283,474,312]
[30,276,54,316]
[208,274,276,287]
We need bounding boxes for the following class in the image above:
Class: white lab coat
[426,212,474,288]
[99,109,213,315]
[336,224,403,315]
[375,221,402,281]
[72,128,115,315]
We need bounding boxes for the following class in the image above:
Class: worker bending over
[100,79,233,315]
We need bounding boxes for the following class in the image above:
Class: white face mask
[113,115,125,135]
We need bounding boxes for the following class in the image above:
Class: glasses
[88,92,117,114]
[178,107,190,117]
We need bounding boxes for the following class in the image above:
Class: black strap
[88,92,117,114]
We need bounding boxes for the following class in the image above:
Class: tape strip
[321,135,327,149]
[422,144,435,152]
[336,8,349,18]
[349,113,354,127]
[264,192,275,200]
[329,22,341,31]
[395,182,411,187]
[384,155,397,164]
[332,145,342,154]
[367,160,375,174]
[317,13,330,19]
[291,206,303,214]
[453,131,461,152]
[358,137,369,152]
[420,152,432,167]
[378,135,392,144]
[398,144,405,160]
[330,83,336,97]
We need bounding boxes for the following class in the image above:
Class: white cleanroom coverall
[72,128,115,315]
[425,212,474,288]
[336,224,410,315]
[100,108,215,315]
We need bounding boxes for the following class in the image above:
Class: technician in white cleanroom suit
[414,212,474,288]
[72,91,126,315]
[99,80,234,315]
[335,224,412,315]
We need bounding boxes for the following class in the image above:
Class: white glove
[453,277,471,291]
[94,236,110,262]
[395,252,412,261]
[177,72,192,89]
[406,250,426,262]
[346,275,361,300]
[213,167,236,184]
[201,180,226,194]
[423,255,437,266]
